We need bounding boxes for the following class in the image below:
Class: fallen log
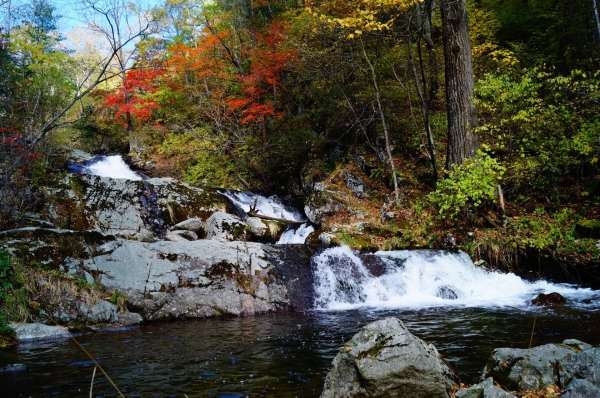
[248,210,305,226]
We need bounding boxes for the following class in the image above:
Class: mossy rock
[575,219,600,239]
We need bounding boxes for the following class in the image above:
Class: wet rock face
[320,317,458,398]
[482,339,597,392]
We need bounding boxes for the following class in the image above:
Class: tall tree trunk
[441,0,479,169]
[593,0,600,47]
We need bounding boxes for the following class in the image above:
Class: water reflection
[1,307,599,397]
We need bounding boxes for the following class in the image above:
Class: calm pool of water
[1,306,599,397]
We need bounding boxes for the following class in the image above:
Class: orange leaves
[225,20,298,124]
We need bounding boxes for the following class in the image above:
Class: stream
[8,155,595,397]
[2,307,599,397]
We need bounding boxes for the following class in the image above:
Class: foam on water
[313,245,598,310]
[79,155,141,180]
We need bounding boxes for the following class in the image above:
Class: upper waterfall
[312,245,598,310]
[69,155,142,180]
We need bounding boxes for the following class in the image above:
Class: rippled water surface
[2,307,599,398]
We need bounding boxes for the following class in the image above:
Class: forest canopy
[1,0,600,266]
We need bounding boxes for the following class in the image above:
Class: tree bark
[441,0,479,169]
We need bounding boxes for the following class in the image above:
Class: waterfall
[219,190,314,244]
[69,155,142,180]
[313,245,597,310]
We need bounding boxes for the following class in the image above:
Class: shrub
[428,151,506,220]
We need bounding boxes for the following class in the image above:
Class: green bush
[428,151,506,220]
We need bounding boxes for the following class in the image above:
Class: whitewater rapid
[312,245,598,310]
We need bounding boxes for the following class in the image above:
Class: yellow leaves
[320,0,422,33]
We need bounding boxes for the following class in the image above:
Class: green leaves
[428,151,505,220]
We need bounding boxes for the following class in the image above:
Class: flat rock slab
[10,323,71,342]
[75,239,313,320]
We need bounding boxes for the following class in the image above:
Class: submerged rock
[531,292,566,306]
[320,317,458,398]
[0,364,29,374]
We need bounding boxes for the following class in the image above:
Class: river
[2,305,599,397]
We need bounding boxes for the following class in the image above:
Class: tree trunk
[441,0,479,169]
[593,0,600,47]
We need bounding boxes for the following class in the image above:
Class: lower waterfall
[312,245,598,310]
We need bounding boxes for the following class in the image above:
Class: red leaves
[225,20,297,124]
[102,67,167,126]
[0,127,38,162]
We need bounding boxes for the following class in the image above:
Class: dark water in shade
[1,307,599,398]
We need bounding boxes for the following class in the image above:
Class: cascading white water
[313,245,598,310]
[78,155,142,180]
[278,224,315,244]
[219,190,314,244]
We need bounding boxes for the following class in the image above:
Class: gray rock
[81,300,119,323]
[483,343,574,391]
[304,191,345,225]
[173,218,205,233]
[456,378,516,398]
[10,323,71,342]
[563,339,594,352]
[117,312,144,325]
[246,217,268,237]
[483,339,600,392]
[165,230,198,241]
[562,378,600,398]
[560,347,600,388]
[344,172,369,199]
[319,232,336,246]
[78,239,313,320]
[40,174,226,241]
[204,212,248,242]
[320,317,458,398]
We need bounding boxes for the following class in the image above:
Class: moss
[357,336,392,359]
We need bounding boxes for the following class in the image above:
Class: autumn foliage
[103,67,167,127]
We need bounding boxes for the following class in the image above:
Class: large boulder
[320,317,458,398]
[304,191,345,225]
[483,339,598,392]
[204,211,249,242]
